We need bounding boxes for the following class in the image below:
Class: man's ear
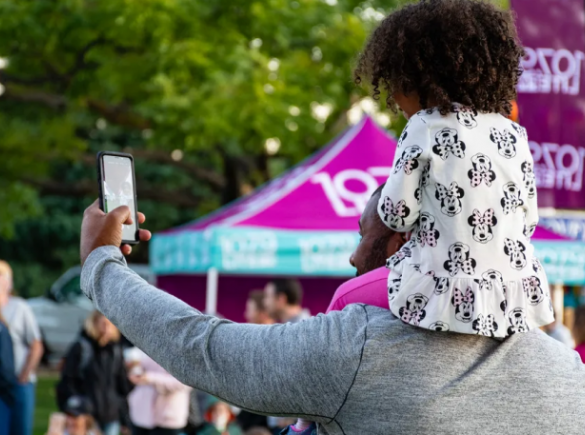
[386,232,407,257]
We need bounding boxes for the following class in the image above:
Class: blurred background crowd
[1,0,585,434]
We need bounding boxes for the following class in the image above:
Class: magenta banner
[512,0,585,209]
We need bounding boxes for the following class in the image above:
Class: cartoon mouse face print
[472,313,498,337]
[435,182,465,217]
[532,258,543,274]
[521,161,536,199]
[417,212,440,248]
[415,161,431,205]
[393,146,423,175]
[522,276,544,306]
[386,242,414,268]
[468,153,496,187]
[479,269,504,292]
[453,106,478,129]
[500,182,524,215]
[490,127,517,159]
[503,238,527,270]
[452,287,475,323]
[380,197,410,229]
[432,128,466,160]
[468,208,497,244]
[398,293,429,326]
[429,321,450,332]
[397,128,408,148]
[511,122,528,141]
[444,242,476,276]
[524,223,536,238]
[507,307,529,335]
[388,278,401,302]
[433,277,450,295]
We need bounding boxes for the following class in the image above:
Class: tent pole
[553,282,564,325]
[206,267,219,316]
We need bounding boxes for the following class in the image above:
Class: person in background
[57,310,133,435]
[127,348,191,435]
[236,292,273,432]
[263,279,309,324]
[0,260,44,435]
[263,280,309,433]
[244,291,274,325]
[573,306,585,362]
[198,397,242,435]
[62,396,102,435]
[542,305,575,348]
[243,429,271,435]
[0,273,17,435]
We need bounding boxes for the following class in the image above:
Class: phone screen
[101,155,137,241]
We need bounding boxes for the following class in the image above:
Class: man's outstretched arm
[81,245,367,423]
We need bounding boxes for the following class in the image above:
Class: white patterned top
[378,105,553,338]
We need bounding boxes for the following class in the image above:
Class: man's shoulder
[326,268,389,313]
[336,267,388,296]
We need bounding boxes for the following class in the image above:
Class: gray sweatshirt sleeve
[81,246,367,423]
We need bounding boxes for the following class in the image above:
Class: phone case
[96,151,140,245]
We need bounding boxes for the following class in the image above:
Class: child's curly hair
[355,0,524,115]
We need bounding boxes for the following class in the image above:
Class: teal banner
[151,228,585,284]
[150,228,360,277]
[533,240,585,285]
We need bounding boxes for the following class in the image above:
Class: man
[239,291,273,431]
[79,191,585,434]
[0,261,44,435]
[244,291,274,325]
[263,279,309,323]
[263,279,309,433]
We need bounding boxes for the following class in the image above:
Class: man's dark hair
[271,279,303,306]
[372,182,386,198]
[355,0,524,115]
[248,290,267,312]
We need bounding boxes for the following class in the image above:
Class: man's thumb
[108,205,133,225]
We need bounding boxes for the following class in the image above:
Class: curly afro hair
[355,0,524,115]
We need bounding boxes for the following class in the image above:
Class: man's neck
[280,305,303,323]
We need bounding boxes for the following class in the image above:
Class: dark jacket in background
[0,322,17,407]
[56,330,133,426]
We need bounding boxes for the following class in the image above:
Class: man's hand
[80,200,151,265]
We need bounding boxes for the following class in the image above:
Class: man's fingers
[84,199,105,217]
[108,205,132,225]
[137,212,146,224]
[138,229,152,242]
[120,231,150,256]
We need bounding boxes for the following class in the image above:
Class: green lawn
[34,373,59,435]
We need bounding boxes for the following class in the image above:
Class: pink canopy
[171,116,396,233]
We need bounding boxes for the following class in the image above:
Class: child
[284,1,553,431]
[354,0,553,338]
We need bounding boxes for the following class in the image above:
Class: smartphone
[97,151,139,245]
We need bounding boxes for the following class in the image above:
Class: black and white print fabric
[379,104,553,338]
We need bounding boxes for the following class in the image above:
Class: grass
[34,373,59,435]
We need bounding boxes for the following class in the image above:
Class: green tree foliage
[0,0,508,296]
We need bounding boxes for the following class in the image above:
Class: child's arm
[378,115,431,232]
